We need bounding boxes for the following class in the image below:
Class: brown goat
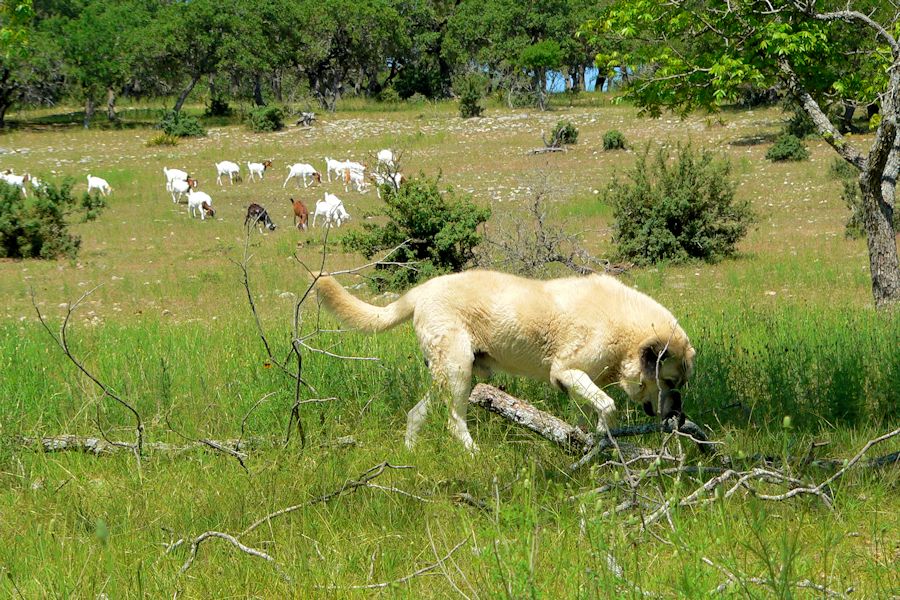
[290,197,309,231]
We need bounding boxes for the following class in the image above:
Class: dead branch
[18,435,258,456]
[31,287,145,469]
[240,461,414,537]
[468,383,713,456]
[178,531,290,582]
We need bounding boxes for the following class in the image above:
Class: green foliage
[377,87,401,104]
[837,169,899,239]
[603,129,626,150]
[518,40,562,70]
[550,120,578,145]
[0,179,104,259]
[454,73,486,119]
[765,134,809,162]
[247,105,285,132]
[159,110,206,137]
[785,109,816,138]
[205,96,233,117]
[828,157,857,180]
[341,175,490,291]
[145,133,179,147]
[606,143,753,265]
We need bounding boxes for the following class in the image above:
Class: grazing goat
[163,167,188,191]
[245,203,277,232]
[324,157,346,183]
[215,161,241,185]
[290,197,309,231]
[1,171,30,196]
[312,192,350,228]
[169,177,198,203]
[343,168,368,193]
[247,160,273,182]
[187,189,215,220]
[369,171,406,198]
[283,163,322,188]
[376,149,394,167]
[87,175,112,196]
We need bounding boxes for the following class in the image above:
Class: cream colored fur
[316,270,694,451]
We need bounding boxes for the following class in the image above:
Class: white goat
[215,161,241,185]
[247,160,272,182]
[312,192,351,228]
[369,171,406,198]
[377,149,394,167]
[187,189,215,220]
[283,163,322,188]
[324,157,346,183]
[163,167,188,191]
[87,175,112,196]
[2,171,30,196]
[170,177,198,203]
[343,167,369,193]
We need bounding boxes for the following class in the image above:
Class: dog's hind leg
[405,390,433,449]
[552,367,617,435]
[443,335,477,452]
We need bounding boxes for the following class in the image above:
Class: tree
[589,1,900,309]
[60,0,151,127]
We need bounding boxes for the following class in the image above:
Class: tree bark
[106,87,118,122]
[252,73,265,107]
[173,75,201,114]
[83,96,95,129]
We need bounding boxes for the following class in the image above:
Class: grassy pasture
[0,98,898,598]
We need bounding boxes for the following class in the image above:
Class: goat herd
[1,148,404,236]
[161,148,403,233]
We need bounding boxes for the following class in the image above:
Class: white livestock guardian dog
[316,270,695,451]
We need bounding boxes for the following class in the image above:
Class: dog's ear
[640,342,669,379]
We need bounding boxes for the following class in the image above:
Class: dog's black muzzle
[643,389,685,428]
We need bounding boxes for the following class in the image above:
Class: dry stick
[240,461,414,537]
[31,287,145,469]
[178,531,290,582]
[165,413,249,473]
[18,435,258,456]
[331,536,470,591]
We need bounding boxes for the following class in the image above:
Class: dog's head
[621,332,695,426]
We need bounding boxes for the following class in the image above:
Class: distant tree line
[0,0,613,127]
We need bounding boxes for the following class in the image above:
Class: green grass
[0,98,898,597]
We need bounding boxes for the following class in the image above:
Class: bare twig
[178,531,290,582]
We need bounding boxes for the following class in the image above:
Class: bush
[838,168,900,239]
[828,157,857,180]
[0,179,105,259]
[159,110,206,137]
[406,93,427,105]
[205,96,233,117]
[549,120,578,146]
[766,134,809,162]
[248,105,285,132]
[603,130,626,150]
[605,143,754,265]
[378,87,401,104]
[146,133,179,147]
[454,73,486,119]
[785,109,816,138]
[341,175,491,291]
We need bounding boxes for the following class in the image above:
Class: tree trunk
[252,74,265,107]
[840,101,855,133]
[596,75,606,93]
[0,66,15,128]
[860,170,900,309]
[83,96,95,129]
[0,102,8,128]
[106,87,118,122]
[173,75,201,113]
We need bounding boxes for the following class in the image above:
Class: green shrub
[406,92,427,105]
[159,110,206,137]
[828,157,858,180]
[454,73,486,119]
[341,175,491,291]
[0,179,105,259]
[841,177,900,239]
[205,96,233,117]
[145,133,179,147]
[785,109,816,138]
[378,87,401,104]
[550,120,578,145]
[605,143,754,265]
[248,105,285,132]
[603,130,626,150]
[766,134,809,162]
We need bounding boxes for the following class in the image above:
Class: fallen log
[18,435,254,456]
[467,383,714,456]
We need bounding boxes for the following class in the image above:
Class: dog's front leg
[553,368,616,434]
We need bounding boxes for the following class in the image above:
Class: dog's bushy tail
[315,275,415,332]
